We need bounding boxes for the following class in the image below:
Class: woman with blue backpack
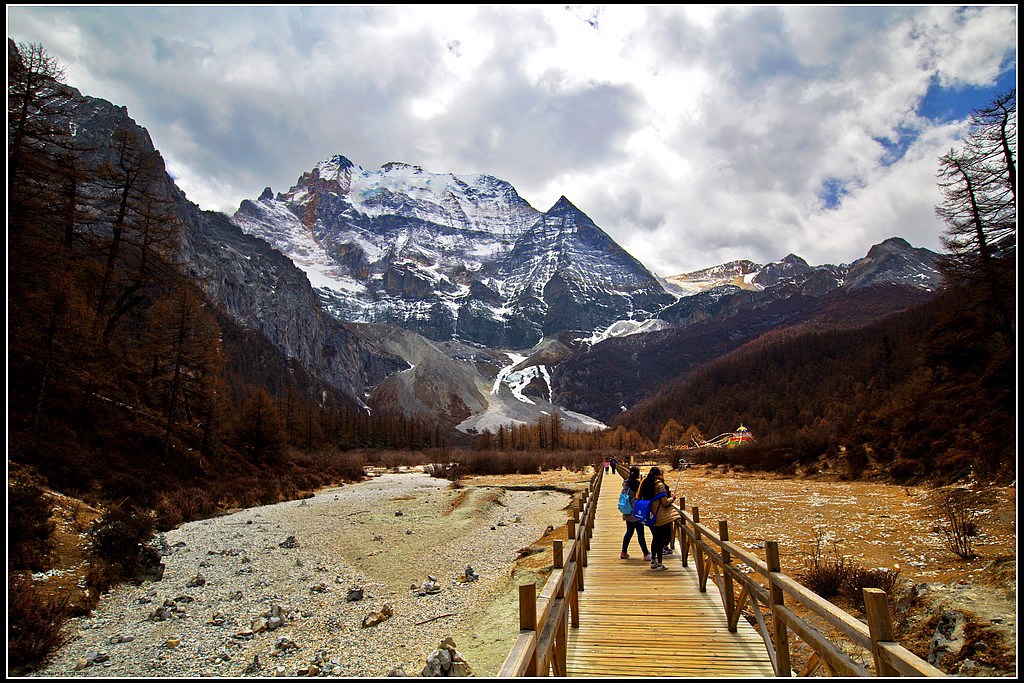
[636,466,678,570]
[617,466,650,561]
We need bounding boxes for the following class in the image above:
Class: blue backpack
[632,491,667,527]
[617,485,634,514]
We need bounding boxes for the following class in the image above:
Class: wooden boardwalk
[565,473,776,677]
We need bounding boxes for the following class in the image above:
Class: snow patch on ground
[581,318,672,346]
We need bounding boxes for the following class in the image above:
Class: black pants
[651,524,672,564]
[622,520,649,555]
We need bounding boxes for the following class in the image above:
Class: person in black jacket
[619,466,650,560]
[638,466,678,570]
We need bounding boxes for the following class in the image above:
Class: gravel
[31,471,573,677]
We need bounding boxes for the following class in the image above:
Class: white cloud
[7,5,1017,275]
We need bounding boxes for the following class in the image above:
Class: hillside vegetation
[618,274,1015,485]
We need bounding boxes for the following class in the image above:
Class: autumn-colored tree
[141,288,225,459]
[88,128,179,343]
[658,418,683,446]
[231,388,286,464]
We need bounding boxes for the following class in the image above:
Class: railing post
[553,539,563,569]
[555,596,568,677]
[766,541,792,677]
[719,520,736,631]
[568,519,584,593]
[693,506,707,591]
[519,582,539,676]
[864,588,900,677]
[679,497,688,567]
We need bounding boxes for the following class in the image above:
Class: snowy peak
[753,254,812,288]
[846,237,942,292]
[232,155,672,349]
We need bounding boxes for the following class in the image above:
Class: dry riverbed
[29,468,591,678]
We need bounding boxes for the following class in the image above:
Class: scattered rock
[346,587,365,602]
[278,536,300,549]
[456,565,480,583]
[421,637,472,677]
[414,577,442,596]
[274,636,299,652]
[243,654,262,674]
[186,574,206,588]
[362,603,394,628]
[929,610,967,667]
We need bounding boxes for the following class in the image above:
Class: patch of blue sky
[918,65,1017,123]
[817,177,848,210]
[874,123,919,168]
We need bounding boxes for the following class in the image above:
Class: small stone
[165,638,181,649]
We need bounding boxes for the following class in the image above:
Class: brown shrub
[9,469,56,571]
[843,566,904,611]
[799,528,854,599]
[8,573,71,672]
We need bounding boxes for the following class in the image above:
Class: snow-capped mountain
[662,259,763,297]
[233,157,674,349]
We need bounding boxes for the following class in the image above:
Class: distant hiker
[619,466,650,561]
[603,456,610,473]
[637,466,678,570]
[609,456,618,474]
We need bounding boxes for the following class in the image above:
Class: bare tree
[936,89,1016,346]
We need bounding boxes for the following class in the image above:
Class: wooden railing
[672,497,945,677]
[497,467,603,676]
[499,462,943,677]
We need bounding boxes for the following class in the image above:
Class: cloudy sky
[7,5,1017,276]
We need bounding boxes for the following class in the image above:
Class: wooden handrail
[498,466,602,677]
[671,499,944,677]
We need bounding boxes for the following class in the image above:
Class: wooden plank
[565,474,776,678]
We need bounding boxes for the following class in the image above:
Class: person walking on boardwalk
[618,465,651,561]
[603,456,610,473]
[637,466,678,570]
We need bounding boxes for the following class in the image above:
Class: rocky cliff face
[62,92,405,408]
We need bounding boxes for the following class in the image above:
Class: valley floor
[25,464,1016,677]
